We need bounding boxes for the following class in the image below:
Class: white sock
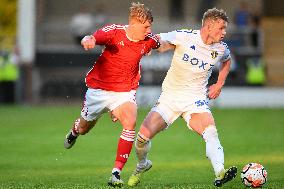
[112,168,121,174]
[202,126,225,176]
[135,132,151,166]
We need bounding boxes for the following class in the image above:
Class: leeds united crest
[211,51,218,59]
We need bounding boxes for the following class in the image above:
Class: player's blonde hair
[129,2,153,23]
[202,8,228,26]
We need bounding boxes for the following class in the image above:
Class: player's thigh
[188,112,215,135]
[141,102,180,139]
[81,88,109,122]
[140,111,168,139]
[112,101,137,130]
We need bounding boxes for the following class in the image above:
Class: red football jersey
[85,24,160,92]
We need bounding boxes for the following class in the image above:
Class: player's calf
[135,132,152,165]
[128,132,152,187]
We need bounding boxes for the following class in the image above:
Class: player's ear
[207,20,214,31]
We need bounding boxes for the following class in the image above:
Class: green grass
[0,105,283,189]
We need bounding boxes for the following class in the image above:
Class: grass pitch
[0,105,283,189]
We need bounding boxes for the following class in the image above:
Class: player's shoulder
[172,29,199,42]
[146,33,159,43]
[175,28,199,35]
[101,24,125,32]
[215,41,230,51]
[220,41,229,49]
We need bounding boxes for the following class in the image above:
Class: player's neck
[125,26,140,42]
[200,28,214,45]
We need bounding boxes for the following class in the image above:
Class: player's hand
[110,112,119,122]
[81,35,96,50]
[156,34,175,53]
[155,34,161,40]
[208,83,223,99]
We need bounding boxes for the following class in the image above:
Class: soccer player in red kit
[63,2,160,187]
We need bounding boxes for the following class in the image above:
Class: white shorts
[81,88,137,121]
[151,92,211,130]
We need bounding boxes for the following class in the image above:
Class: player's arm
[157,39,175,52]
[81,24,115,51]
[155,34,175,53]
[81,35,96,50]
[208,59,231,99]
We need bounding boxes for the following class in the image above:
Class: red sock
[114,129,135,170]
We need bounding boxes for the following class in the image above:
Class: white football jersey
[160,29,231,99]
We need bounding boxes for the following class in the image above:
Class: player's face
[209,19,227,43]
[132,20,152,40]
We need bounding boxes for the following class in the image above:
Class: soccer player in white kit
[128,8,237,187]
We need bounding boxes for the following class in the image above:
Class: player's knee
[121,116,136,130]
[128,118,136,129]
[202,125,219,142]
[135,131,150,148]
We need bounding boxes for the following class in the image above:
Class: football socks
[202,125,225,176]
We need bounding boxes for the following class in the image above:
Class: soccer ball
[241,163,267,188]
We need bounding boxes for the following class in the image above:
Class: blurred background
[1,0,284,107]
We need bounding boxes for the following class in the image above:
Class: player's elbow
[156,47,166,53]
[157,43,175,53]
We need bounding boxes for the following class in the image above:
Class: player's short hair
[129,2,153,23]
[202,8,228,26]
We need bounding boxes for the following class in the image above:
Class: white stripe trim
[121,129,135,141]
[120,135,135,142]
[122,131,135,135]
[101,24,125,32]
[122,129,135,133]
[122,134,135,139]
[122,132,135,135]
[147,33,159,42]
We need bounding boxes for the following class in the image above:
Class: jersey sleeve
[159,29,191,46]
[147,33,160,49]
[159,30,179,45]
[92,24,116,45]
[220,43,231,63]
